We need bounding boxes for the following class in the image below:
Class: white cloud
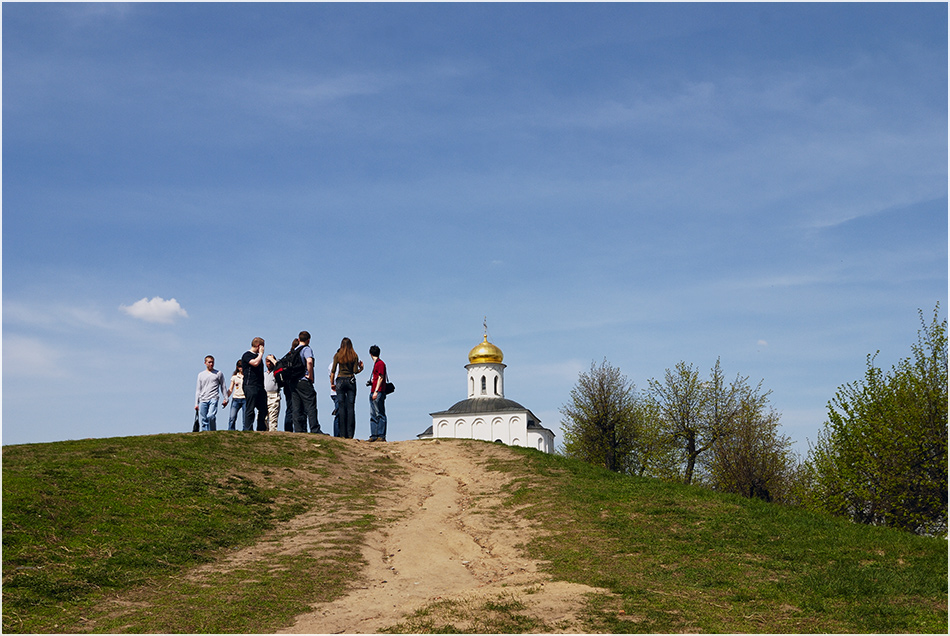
[757,340,769,347]
[119,297,188,324]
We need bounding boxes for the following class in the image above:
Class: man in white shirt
[195,356,228,431]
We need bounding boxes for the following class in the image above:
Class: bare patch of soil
[279,439,605,633]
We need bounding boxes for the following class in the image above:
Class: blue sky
[3,2,946,455]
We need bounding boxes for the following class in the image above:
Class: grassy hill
[3,433,947,633]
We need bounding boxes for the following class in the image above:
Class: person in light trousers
[264,354,281,431]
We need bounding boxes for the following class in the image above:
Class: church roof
[430,397,529,417]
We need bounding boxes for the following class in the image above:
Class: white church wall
[473,417,489,440]
[429,410,554,453]
[527,429,555,454]
[491,416,505,443]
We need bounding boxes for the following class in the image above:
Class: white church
[418,333,556,454]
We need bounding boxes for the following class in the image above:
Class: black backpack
[274,346,307,388]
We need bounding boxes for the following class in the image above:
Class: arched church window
[494,376,499,395]
[470,377,475,396]
[481,375,487,394]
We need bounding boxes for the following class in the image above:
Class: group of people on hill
[195,332,390,442]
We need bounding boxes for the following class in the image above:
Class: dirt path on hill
[278,439,605,634]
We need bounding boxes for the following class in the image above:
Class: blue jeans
[228,398,246,430]
[370,392,387,440]
[198,400,218,431]
[336,376,357,438]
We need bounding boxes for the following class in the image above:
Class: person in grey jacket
[195,355,227,431]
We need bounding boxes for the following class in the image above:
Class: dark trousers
[292,378,321,433]
[331,394,340,437]
[243,385,268,431]
[335,376,357,439]
[283,386,294,432]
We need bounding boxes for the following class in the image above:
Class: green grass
[488,446,948,633]
[2,432,403,633]
[3,435,947,633]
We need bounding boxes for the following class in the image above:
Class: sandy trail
[278,439,603,634]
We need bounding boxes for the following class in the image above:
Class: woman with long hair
[226,360,245,431]
[330,337,363,438]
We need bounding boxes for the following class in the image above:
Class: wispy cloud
[3,336,70,379]
[242,71,397,105]
[3,301,114,331]
[119,297,188,324]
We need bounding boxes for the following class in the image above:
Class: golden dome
[468,335,504,364]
